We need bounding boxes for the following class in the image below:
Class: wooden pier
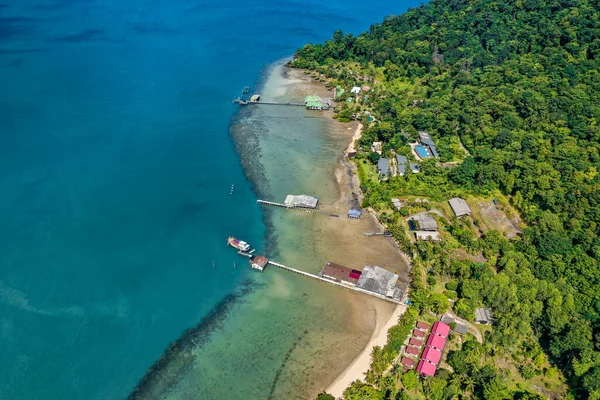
[256,199,355,220]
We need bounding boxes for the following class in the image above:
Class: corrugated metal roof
[448,198,472,217]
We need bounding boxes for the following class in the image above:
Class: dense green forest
[292,0,600,398]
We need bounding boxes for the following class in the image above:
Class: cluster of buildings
[319,262,403,301]
[401,321,451,377]
[376,154,421,181]
[396,155,420,176]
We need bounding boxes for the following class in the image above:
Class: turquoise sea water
[0,1,417,399]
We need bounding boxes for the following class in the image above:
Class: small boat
[228,236,251,252]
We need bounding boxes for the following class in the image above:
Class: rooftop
[357,265,399,298]
[401,357,415,367]
[432,321,451,338]
[422,347,442,365]
[448,197,472,217]
[475,307,494,323]
[416,321,430,331]
[415,231,441,241]
[413,329,425,338]
[377,158,390,176]
[417,359,437,377]
[320,262,362,285]
[251,256,268,268]
[418,131,436,147]
[396,155,407,165]
[411,213,438,231]
[284,194,319,209]
[427,334,447,350]
[409,337,423,347]
[406,346,419,355]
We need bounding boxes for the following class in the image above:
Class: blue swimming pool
[415,145,431,159]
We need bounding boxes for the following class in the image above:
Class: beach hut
[348,209,362,219]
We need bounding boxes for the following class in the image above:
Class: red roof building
[405,346,419,356]
[427,334,447,351]
[422,347,442,365]
[409,338,423,347]
[320,262,362,286]
[417,360,437,377]
[401,357,415,367]
[432,321,451,338]
[412,329,425,338]
[416,321,430,331]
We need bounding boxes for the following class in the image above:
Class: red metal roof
[320,262,361,285]
[416,321,430,330]
[401,357,415,367]
[405,346,419,355]
[409,338,423,347]
[432,321,451,337]
[251,256,268,268]
[427,334,447,350]
[412,329,425,338]
[422,347,442,365]
[417,360,437,376]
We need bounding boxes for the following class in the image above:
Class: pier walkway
[256,199,354,220]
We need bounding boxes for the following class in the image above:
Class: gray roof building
[377,158,390,178]
[475,308,493,324]
[429,145,440,157]
[448,197,472,217]
[284,195,319,208]
[357,266,401,299]
[411,213,438,231]
[418,131,435,147]
[396,155,407,165]
[410,163,421,173]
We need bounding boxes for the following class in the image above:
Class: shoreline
[326,304,406,398]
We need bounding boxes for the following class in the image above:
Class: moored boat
[227,236,250,252]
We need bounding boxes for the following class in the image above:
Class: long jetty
[233,99,304,107]
[256,199,353,219]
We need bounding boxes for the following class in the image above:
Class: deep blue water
[0,0,417,398]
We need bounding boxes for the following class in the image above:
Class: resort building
[409,338,423,348]
[475,308,494,324]
[413,329,426,339]
[396,155,408,176]
[284,194,319,208]
[416,321,431,331]
[250,256,268,271]
[304,95,330,110]
[410,163,421,173]
[410,213,438,231]
[391,198,403,210]
[377,158,390,180]
[418,131,440,158]
[422,347,442,365]
[320,262,362,286]
[357,265,402,299]
[432,321,451,338]
[401,357,415,368]
[441,315,468,334]
[406,346,420,356]
[448,197,472,217]
[427,334,447,351]
[417,360,437,377]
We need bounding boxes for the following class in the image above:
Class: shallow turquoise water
[0,1,417,398]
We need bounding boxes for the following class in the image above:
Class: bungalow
[412,329,425,338]
[304,95,330,110]
[416,321,431,331]
[410,163,421,173]
[411,213,438,231]
[409,337,423,348]
[391,198,403,210]
[250,256,268,272]
[405,346,420,356]
[348,209,362,219]
[415,231,441,241]
[401,357,415,368]
[448,197,472,217]
[377,158,390,180]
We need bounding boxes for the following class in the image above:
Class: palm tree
[463,376,476,395]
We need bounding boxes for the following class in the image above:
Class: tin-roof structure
[417,360,437,376]
[427,334,447,351]
[284,194,319,208]
[448,198,472,217]
[357,265,401,299]
[411,213,438,231]
[475,308,494,324]
[422,347,442,365]
[432,321,451,338]
[377,158,390,178]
